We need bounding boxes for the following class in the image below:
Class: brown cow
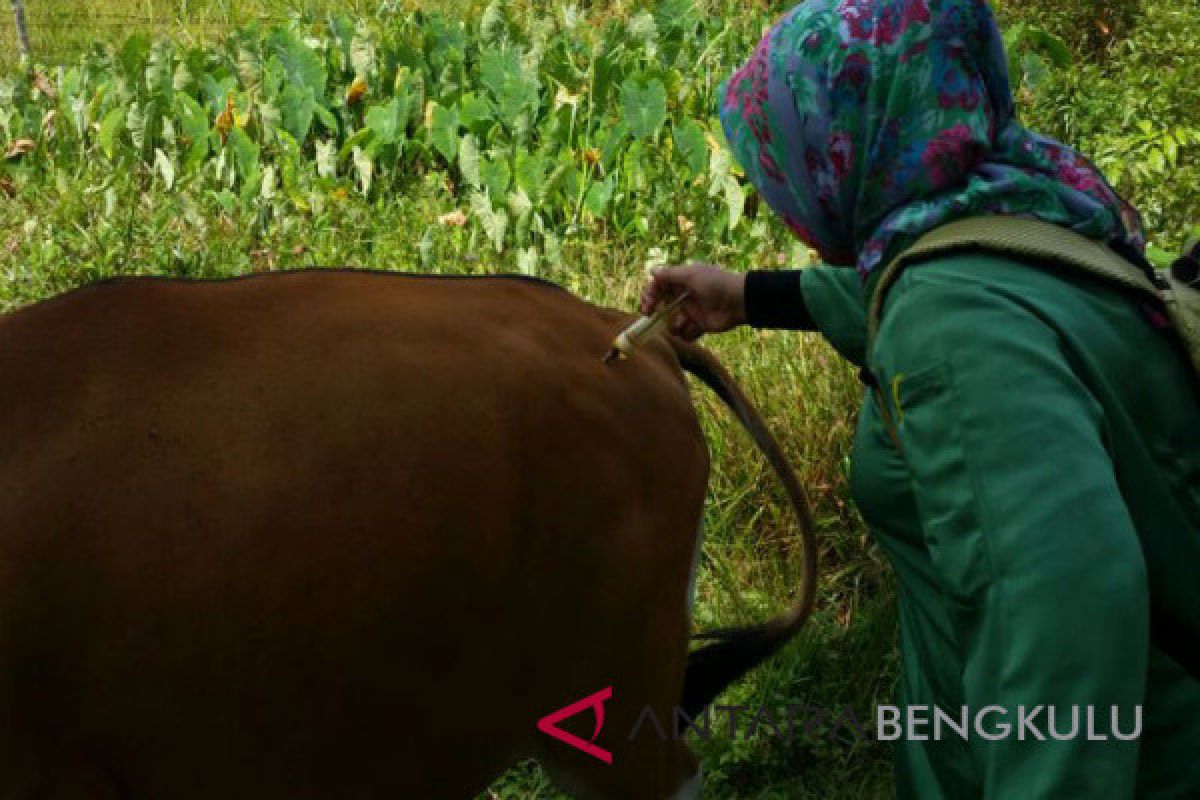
[0,271,814,799]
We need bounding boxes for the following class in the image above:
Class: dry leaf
[347,76,368,107]
[438,209,468,227]
[676,215,694,235]
[33,72,57,99]
[554,86,580,110]
[250,249,276,272]
[41,110,57,136]
[215,94,236,144]
[4,139,36,160]
[0,178,15,198]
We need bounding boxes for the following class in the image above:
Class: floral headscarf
[720,0,1145,275]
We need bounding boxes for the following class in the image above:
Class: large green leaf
[584,175,614,217]
[627,11,658,57]
[480,48,539,122]
[654,0,699,33]
[458,92,495,136]
[620,77,667,140]
[458,134,482,189]
[125,101,150,154]
[145,41,175,101]
[673,118,708,176]
[515,149,548,200]
[470,191,509,253]
[266,28,327,103]
[599,121,630,172]
[279,84,317,145]
[201,74,238,116]
[329,13,356,66]
[365,94,411,146]
[480,157,511,199]
[425,15,468,73]
[97,107,125,160]
[227,126,260,183]
[427,102,460,162]
[118,35,152,86]
[480,0,510,45]
[173,47,206,94]
[173,93,210,170]
[261,56,286,101]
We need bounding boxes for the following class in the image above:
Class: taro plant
[0,0,784,276]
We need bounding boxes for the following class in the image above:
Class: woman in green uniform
[641,0,1200,796]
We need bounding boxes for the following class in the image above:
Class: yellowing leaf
[347,76,368,107]
[215,94,236,143]
[33,72,57,100]
[554,85,580,109]
[4,139,36,160]
[154,148,176,190]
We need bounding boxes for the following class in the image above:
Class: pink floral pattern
[719,0,1145,274]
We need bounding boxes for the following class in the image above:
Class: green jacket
[746,254,1200,799]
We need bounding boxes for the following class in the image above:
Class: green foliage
[1003,21,1072,92]
[1015,0,1200,248]
[620,76,668,140]
[997,0,1141,57]
[0,3,773,262]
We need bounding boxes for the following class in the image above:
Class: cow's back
[0,272,709,798]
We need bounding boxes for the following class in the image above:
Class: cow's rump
[0,271,813,799]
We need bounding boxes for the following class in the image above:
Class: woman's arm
[743,270,815,330]
[642,264,869,366]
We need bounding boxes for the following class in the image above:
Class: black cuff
[744,270,816,330]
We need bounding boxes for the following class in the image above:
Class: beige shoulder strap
[867,215,1162,349]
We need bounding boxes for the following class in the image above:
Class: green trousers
[800,253,1200,798]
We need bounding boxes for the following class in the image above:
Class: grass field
[1,0,1197,797]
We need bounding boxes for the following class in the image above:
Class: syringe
[603,291,693,365]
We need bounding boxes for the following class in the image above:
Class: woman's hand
[639,264,747,341]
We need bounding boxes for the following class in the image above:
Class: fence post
[11,0,30,60]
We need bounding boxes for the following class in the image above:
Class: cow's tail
[670,337,818,719]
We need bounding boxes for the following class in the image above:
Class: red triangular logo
[536,686,614,764]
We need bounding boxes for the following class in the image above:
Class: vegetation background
[1,0,1196,797]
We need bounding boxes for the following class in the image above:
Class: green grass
[2,0,1198,797]
[1,0,378,67]
[0,0,786,69]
